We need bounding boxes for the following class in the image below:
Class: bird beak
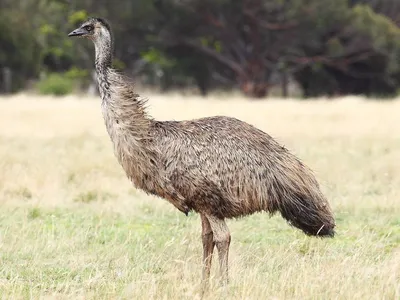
[68,27,86,37]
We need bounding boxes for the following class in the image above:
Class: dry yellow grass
[0,93,399,299]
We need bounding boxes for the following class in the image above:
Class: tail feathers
[278,192,335,237]
[267,160,335,237]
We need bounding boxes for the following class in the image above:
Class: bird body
[69,17,335,288]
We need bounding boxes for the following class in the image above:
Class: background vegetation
[1,0,400,98]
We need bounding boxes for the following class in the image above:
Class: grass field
[0,93,399,299]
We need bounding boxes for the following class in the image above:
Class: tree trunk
[282,70,288,98]
[240,80,268,98]
[2,67,12,94]
[238,61,269,98]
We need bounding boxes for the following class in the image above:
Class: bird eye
[84,25,93,32]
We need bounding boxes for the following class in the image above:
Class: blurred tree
[293,3,400,97]
[151,0,400,98]
[153,0,303,97]
[0,0,399,98]
[0,2,41,91]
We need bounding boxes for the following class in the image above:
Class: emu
[68,18,335,287]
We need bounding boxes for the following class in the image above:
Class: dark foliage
[0,0,399,98]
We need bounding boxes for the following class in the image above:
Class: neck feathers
[94,27,113,74]
[93,27,151,148]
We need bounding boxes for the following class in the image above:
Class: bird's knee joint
[214,233,231,245]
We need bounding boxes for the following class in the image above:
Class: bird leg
[206,215,231,285]
[201,214,215,290]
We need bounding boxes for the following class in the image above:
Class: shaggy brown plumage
[69,17,335,287]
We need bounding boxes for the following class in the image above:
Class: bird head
[68,17,111,41]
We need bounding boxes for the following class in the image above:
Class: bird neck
[94,37,112,86]
[93,35,152,149]
[93,35,119,106]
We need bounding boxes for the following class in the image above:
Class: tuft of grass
[73,190,113,203]
[27,207,41,219]
[6,187,32,199]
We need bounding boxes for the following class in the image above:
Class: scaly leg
[201,214,215,291]
[206,215,231,285]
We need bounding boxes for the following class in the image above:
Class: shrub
[65,67,89,81]
[36,73,74,96]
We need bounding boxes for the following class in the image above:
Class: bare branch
[181,39,246,77]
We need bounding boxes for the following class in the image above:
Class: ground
[0,93,399,299]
